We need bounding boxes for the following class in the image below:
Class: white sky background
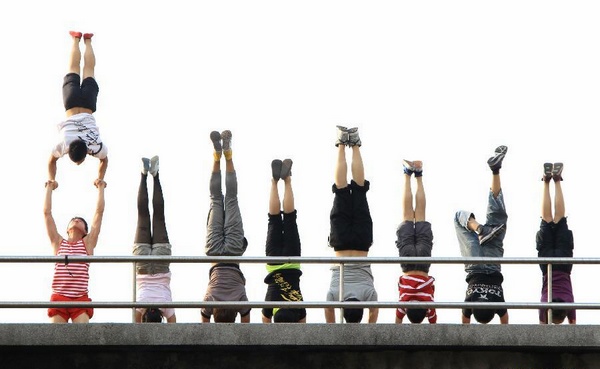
[0,1,598,324]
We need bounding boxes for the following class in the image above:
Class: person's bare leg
[467,217,482,232]
[82,38,95,79]
[68,34,81,75]
[350,146,365,186]
[283,176,294,214]
[553,179,565,222]
[269,179,281,215]
[50,315,68,323]
[335,145,347,189]
[212,160,220,173]
[225,157,234,173]
[541,180,553,223]
[415,174,426,222]
[402,172,414,222]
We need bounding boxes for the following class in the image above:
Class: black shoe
[552,162,563,182]
[542,163,552,182]
[478,224,505,245]
[487,145,508,172]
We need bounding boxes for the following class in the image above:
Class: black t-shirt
[262,268,305,320]
[462,272,507,318]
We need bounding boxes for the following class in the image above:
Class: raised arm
[48,155,59,184]
[95,156,109,186]
[44,181,62,254]
[83,180,106,253]
[368,307,379,323]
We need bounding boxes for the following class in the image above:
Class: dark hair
[550,298,567,324]
[343,298,364,323]
[142,308,163,323]
[70,217,89,233]
[473,308,495,324]
[273,309,303,323]
[213,308,237,323]
[406,308,427,324]
[68,139,88,163]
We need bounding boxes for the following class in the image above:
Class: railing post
[132,262,137,323]
[338,262,345,324]
[546,262,553,324]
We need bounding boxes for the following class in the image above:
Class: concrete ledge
[2,324,600,369]
[1,323,599,349]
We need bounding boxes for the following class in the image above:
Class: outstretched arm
[43,181,62,254]
[368,307,379,323]
[324,307,336,323]
[95,156,109,186]
[48,155,59,184]
[84,180,106,253]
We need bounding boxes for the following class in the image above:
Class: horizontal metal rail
[0,301,591,309]
[0,255,589,264]
[0,256,585,317]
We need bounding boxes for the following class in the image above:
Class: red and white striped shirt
[397,274,437,323]
[51,239,90,298]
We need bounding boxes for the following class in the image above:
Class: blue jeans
[455,190,507,275]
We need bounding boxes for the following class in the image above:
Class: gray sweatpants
[205,170,247,256]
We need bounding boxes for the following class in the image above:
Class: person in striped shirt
[43,178,106,323]
[395,160,436,324]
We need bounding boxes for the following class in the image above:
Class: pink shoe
[83,33,94,40]
[69,31,82,39]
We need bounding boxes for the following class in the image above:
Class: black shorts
[266,210,301,260]
[536,217,573,273]
[328,180,373,252]
[63,73,99,112]
[396,221,433,273]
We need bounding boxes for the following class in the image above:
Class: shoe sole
[210,131,222,152]
[543,163,553,181]
[149,156,159,176]
[488,146,508,166]
[552,162,563,175]
[480,224,505,245]
[271,159,282,181]
[221,130,232,151]
[280,159,293,179]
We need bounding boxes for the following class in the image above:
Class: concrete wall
[2,324,600,368]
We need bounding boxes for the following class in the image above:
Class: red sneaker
[83,33,94,40]
[69,31,82,39]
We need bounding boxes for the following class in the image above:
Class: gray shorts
[133,243,171,274]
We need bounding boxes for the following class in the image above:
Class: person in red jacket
[395,160,436,324]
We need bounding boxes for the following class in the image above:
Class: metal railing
[0,255,590,323]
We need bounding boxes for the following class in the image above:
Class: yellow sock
[224,150,232,161]
[213,151,222,162]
